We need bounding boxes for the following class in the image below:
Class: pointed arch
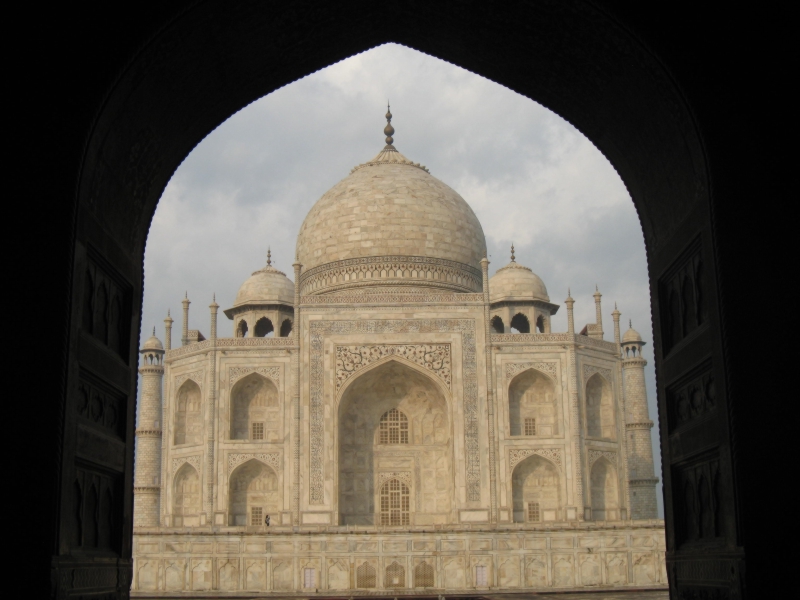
[590,457,620,520]
[509,367,557,437]
[510,312,530,333]
[173,463,201,526]
[173,379,202,446]
[228,458,280,526]
[230,372,278,441]
[279,318,292,337]
[491,315,504,333]
[236,319,248,338]
[511,454,562,522]
[385,561,406,588]
[338,359,452,526]
[254,317,273,337]
[536,314,546,333]
[585,373,615,439]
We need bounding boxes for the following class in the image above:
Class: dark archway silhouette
[25,1,780,597]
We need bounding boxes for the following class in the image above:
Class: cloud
[141,43,663,516]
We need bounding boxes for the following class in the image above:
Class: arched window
[590,458,619,521]
[536,315,546,333]
[379,408,409,444]
[228,459,279,526]
[173,463,201,526]
[230,374,278,441]
[510,313,530,333]
[414,561,434,588]
[386,562,405,588]
[512,455,561,522]
[254,317,273,337]
[586,374,615,439]
[380,478,410,525]
[280,318,292,337]
[356,562,376,588]
[491,315,504,333]
[174,380,202,445]
[236,319,248,338]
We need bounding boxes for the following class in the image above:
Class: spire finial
[510,243,515,262]
[615,302,618,309]
[185,291,188,299]
[152,326,156,335]
[568,287,571,296]
[167,309,171,317]
[596,284,599,292]
[213,293,216,302]
[267,246,272,267]
[629,319,632,328]
[384,102,395,146]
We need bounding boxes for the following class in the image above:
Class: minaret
[164,309,173,351]
[612,303,621,348]
[181,293,190,346]
[590,286,604,339]
[565,289,575,334]
[621,320,659,519]
[134,328,165,527]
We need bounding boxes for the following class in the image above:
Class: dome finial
[629,319,632,328]
[152,326,156,335]
[510,243,515,262]
[267,246,272,267]
[384,102,395,147]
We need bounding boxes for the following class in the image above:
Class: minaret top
[384,102,395,147]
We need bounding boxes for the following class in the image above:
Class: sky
[140,43,663,517]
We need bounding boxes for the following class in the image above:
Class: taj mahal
[131,110,666,595]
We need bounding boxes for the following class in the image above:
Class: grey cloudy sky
[141,43,663,516]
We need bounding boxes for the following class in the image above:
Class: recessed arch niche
[229,373,279,441]
[337,359,452,526]
[172,463,201,527]
[590,457,620,521]
[585,373,615,440]
[511,454,562,522]
[228,459,280,526]
[173,380,202,446]
[508,368,557,437]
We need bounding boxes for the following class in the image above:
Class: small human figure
[264,514,271,527]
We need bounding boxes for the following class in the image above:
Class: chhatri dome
[296,106,487,295]
[489,244,550,303]
[233,248,295,307]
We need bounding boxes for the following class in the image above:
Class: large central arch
[31,1,771,597]
[337,359,452,526]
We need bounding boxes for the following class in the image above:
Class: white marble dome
[234,264,295,307]
[489,259,550,303]
[622,325,644,343]
[296,147,487,275]
[141,331,163,351]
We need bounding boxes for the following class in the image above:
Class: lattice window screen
[380,479,410,525]
[379,408,409,444]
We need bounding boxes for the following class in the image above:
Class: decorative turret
[181,293,190,346]
[134,328,165,527]
[488,245,559,334]
[621,320,659,519]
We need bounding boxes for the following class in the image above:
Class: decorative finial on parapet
[267,247,272,267]
[510,243,515,262]
[384,103,395,147]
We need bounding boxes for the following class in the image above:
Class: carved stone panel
[658,236,707,354]
[336,344,451,390]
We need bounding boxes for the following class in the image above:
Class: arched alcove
[254,317,273,337]
[236,319,249,338]
[511,455,561,522]
[230,373,278,441]
[172,463,201,527]
[509,313,530,333]
[173,380,202,446]
[228,459,280,526]
[338,359,451,526]
[279,319,293,337]
[585,374,615,440]
[508,368,557,437]
[590,458,620,521]
[491,315,504,333]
